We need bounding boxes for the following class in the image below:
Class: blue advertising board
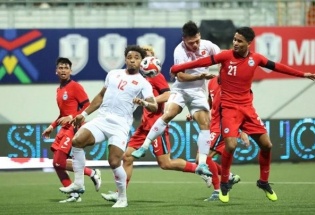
[0,118,314,169]
[0,28,182,84]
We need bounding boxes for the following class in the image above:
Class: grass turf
[0,163,314,215]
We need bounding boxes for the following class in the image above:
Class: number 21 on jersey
[228,65,237,76]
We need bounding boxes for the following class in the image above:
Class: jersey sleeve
[205,40,221,55]
[151,74,170,93]
[141,80,154,99]
[74,83,90,114]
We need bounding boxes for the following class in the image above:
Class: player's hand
[240,132,250,147]
[57,115,73,126]
[72,114,85,127]
[186,114,193,121]
[304,73,315,81]
[133,98,148,107]
[42,125,53,139]
[198,73,216,80]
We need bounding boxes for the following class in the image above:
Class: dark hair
[124,45,146,59]
[56,57,72,68]
[182,20,199,38]
[235,27,255,42]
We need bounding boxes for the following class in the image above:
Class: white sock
[229,172,233,180]
[142,118,167,149]
[113,166,127,200]
[72,147,85,187]
[197,130,211,164]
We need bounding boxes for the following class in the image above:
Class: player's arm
[155,89,170,104]
[175,71,216,82]
[170,55,215,74]
[133,96,158,113]
[261,58,315,80]
[42,115,60,138]
[72,87,106,126]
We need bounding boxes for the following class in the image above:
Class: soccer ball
[140,56,161,77]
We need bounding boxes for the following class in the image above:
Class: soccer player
[42,57,101,203]
[170,26,315,203]
[59,45,158,208]
[203,76,249,201]
[102,46,209,203]
[132,21,219,176]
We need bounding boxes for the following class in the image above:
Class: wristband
[81,111,88,118]
[143,101,149,107]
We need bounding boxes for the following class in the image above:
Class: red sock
[53,151,72,187]
[206,157,219,190]
[54,167,72,187]
[259,150,271,182]
[84,168,93,176]
[215,162,222,175]
[221,150,234,183]
[183,162,197,173]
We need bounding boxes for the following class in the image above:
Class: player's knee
[123,153,134,164]
[72,135,86,148]
[108,157,121,169]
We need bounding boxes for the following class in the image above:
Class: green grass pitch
[0,163,314,215]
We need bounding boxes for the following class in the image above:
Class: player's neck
[126,69,139,75]
[236,50,249,58]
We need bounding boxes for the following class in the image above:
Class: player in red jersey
[42,57,101,203]
[204,76,249,201]
[101,46,205,203]
[170,26,315,203]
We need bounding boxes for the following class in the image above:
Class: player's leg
[132,93,184,158]
[193,110,212,176]
[59,118,104,194]
[65,159,102,192]
[252,133,277,201]
[242,106,277,201]
[189,90,212,176]
[218,105,242,203]
[108,137,128,208]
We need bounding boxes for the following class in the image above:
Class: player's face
[56,63,71,81]
[232,32,249,57]
[125,51,142,74]
[145,50,154,57]
[183,33,201,52]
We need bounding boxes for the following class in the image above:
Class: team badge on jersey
[248,57,255,67]
[63,91,68,100]
[224,128,229,134]
[132,80,138,85]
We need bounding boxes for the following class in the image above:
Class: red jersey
[51,80,89,128]
[208,77,220,133]
[141,73,170,130]
[171,49,304,105]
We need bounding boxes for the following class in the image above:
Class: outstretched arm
[264,60,315,80]
[170,56,215,74]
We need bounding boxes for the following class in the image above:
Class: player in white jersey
[59,45,158,208]
[132,21,220,177]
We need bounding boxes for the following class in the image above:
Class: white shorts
[168,88,209,116]
[81,114,130,151]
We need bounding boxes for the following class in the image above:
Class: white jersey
[98,69,154,127]
[172,39,220,90]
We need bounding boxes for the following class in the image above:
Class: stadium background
[0,0,314,169]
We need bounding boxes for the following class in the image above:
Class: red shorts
[128,124,171,157]
[221,103,267,138]
[51,127,75,154]
[209,132,225,155]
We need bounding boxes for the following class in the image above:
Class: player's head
[182,20,200,52]
[55,57,72,81]
[124,45,146,74]
[233,27,256,56]
[142,45,155,57]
